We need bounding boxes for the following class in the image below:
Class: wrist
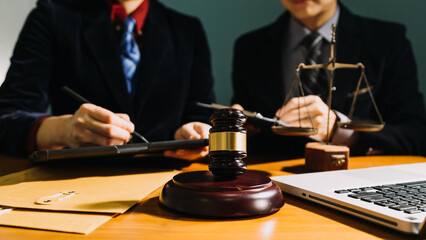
[36,114,73,150]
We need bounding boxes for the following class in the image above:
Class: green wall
[159,0,426,106]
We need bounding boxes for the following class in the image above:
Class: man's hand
[163,122,210,161]
[37,103,134,149]
[231,103,244,111]
[275,95,336,142]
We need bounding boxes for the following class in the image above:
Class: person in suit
[0,0,215,160]
[232,0,426,157]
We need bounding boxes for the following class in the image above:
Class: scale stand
[276,24,385,171]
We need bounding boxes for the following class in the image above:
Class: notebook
[271,162,426,235]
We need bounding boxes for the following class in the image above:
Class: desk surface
[0,155,425,240]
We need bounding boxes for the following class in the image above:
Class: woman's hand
[36,103,134,149]
[163,122,210,161]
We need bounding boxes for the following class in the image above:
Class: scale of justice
[200,24,384,171]
[159,25,384,218]
[273,24,384,171]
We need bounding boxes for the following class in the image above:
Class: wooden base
[305,142,349,171]
[160,171,284,217]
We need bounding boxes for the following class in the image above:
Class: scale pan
[338,121,384,132]
[271,126,318,136]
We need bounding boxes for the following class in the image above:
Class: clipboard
[30,139,209,163]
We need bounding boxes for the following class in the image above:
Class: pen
[196,102,289,127]
[61,86,149,143]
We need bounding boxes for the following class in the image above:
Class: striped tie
[300,32,329,100]
[120,17,140,94]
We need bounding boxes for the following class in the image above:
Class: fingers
[167,122,211,160]
[68,104,134,147]
[193,122,210,139]
[75,116,131,141]
[164,146,209,161]
[175,124,201,140]
[69,127,127,148]
[276,95,320,114]
[275,96,337,141]
[85,104,134,132]
[231,104,244,110]
[116,113,131,122]
[174,122,210,140]
[277,95,326,122]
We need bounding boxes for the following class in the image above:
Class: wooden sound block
[305,142,349,171]
[160,171,284,217]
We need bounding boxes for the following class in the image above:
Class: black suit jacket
[0,0,215,157]
[232,5,426,157]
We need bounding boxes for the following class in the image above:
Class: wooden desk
[0,155,425,239]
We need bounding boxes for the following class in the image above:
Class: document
[0,161,178,233]
[0,208,113,234]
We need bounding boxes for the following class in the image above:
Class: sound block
[305,142,349,171]
[160,171,284,217]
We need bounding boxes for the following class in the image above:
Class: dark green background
[159,0,426,105]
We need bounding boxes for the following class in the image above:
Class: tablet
[29,139,209,163]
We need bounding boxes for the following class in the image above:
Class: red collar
[109,0,150,34]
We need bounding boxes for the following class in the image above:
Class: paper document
[0,208,113,234]
[0,162,178,233]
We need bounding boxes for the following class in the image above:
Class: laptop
[271,162,426,235]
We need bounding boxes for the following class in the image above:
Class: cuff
[331,110,356,146]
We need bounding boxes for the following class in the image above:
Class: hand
[164,122,210,161]
[231,103,244,110]
[65,104,134,147]
[37,103,134,149]
[275,95,336,142]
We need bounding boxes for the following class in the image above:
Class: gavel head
[208,108,247,178]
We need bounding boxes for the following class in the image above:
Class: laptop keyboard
[334,180,426,214]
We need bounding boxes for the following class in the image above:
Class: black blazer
[232,5,426,156]
[0,0,215,157]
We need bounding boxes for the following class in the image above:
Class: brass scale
[271,24,384,143]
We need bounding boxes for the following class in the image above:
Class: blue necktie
[120,17,140,94]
